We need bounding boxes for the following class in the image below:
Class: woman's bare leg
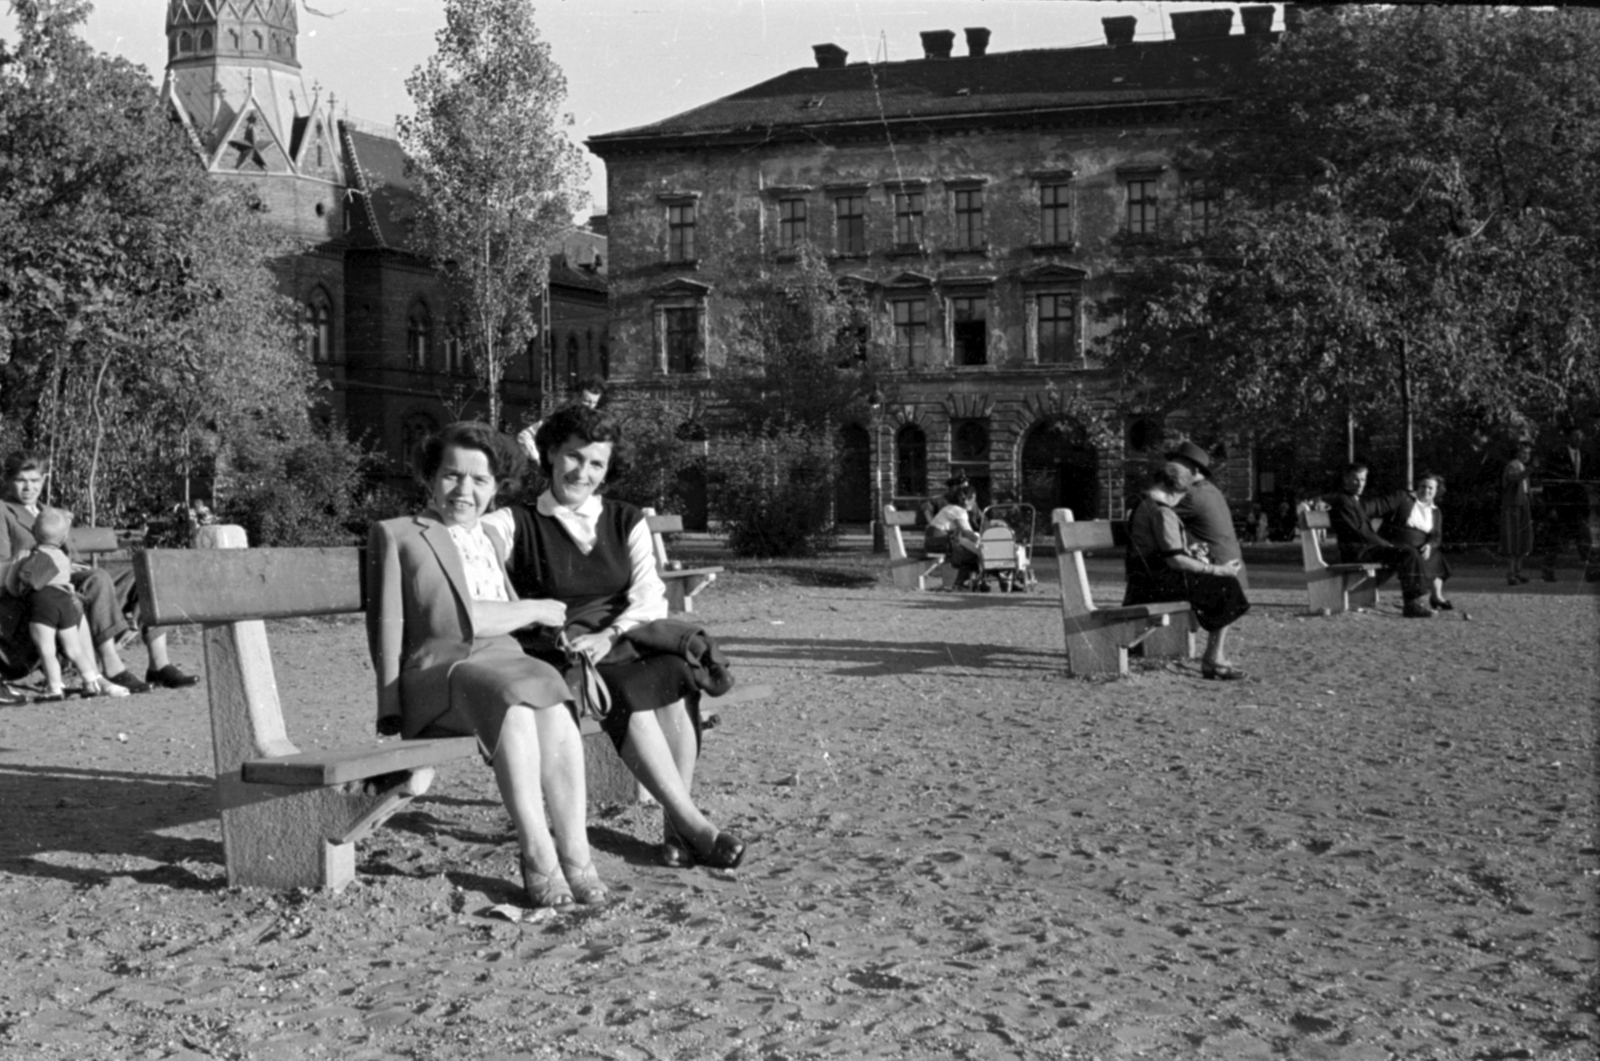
[30,623,64,693]
[532,704,591,867]
[621,703,718,851]
[492,705,562,872]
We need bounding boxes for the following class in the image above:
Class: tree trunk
[1398,337,1414,486]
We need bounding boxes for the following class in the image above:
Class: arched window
[406,301,432,372]
[444,315,467,376]
[252,30,263,52]
[895,424,928,498]
[303,289,334,363]
[199,29,213,52]
[228,29,240,51]
[599,342,610,379]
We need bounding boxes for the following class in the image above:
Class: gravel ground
[0,556,1594,1061]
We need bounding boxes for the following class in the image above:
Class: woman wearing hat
[1125,458,1251,680]
[1169,441,1247,591]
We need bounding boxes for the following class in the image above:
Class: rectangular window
[1126,177,1158,237]
[667,203,696,261]
[834,195,865,255]
[891,298,927,366]
[1039,183,1072,245]
[778,198,807,249]
[1187,181,1219,236]
[953,188,984,249]
[1036,293,1078,364]
[664,307,701,373]
[950,295,987,366]
[893,191,924,247]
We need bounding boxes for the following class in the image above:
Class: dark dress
[1384,498,1451,585]
[1123,494,1249,633]
[507,499,700,752]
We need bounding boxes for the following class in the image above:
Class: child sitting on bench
[4,508,127,700]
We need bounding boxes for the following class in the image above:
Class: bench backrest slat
[136,546,364,625]
[883,505,913,562]
[1051,508,1101,616]
[1297,509,1330,572]
[68,526,121,555]
[645,513,684,535]
[1053,517,1119,554]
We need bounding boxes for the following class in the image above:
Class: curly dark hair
[533,405,628,486]
[415,421,525,485]
[3,450,49,483]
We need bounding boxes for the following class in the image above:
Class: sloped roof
[167,60,309,162]
[590,34,1267,150]
[342,125,421,252]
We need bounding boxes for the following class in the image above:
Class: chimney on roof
[920,30,956,60]
[1102,16,1136,47]
[965,27,990,57]
[1240,5,1275,36]
[1170,8,1235,41]
[813,43,848,69]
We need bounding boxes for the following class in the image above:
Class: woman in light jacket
[368,421,605,909]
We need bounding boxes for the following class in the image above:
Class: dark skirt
[417,634,574,761]
[1397,527,1451,584]
[1125,562,1250,633]
[525,644,702,754]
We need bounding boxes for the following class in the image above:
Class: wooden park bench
[134,523,767,893]
[1297,509,1380,614]
[1052,509,1196,678]
[641,508,722,614]
[66,526,125,567]
[882,506,952,590]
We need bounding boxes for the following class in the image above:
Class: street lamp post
[868,385,886,553]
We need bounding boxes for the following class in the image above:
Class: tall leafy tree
[399,0,589,429]
[1099,6,1600,476]
[0,0,317,525]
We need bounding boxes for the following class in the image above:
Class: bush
[218,428,400,547]
[710,424,837,557]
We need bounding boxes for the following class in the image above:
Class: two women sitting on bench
[924,482,983,590]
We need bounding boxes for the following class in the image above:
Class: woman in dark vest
[487,405,747,872]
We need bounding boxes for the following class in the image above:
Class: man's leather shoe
[1402,599,1435,618]
[106,671,151,694]
[0,684,25,706]
[146,665,200,689]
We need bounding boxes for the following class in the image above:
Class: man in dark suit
[1322,461,1430,617]
[1539,425,1592,582]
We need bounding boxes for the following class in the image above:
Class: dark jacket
[1323,488,1409,562]
[606,618,734,697]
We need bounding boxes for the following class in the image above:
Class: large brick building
[588,6,1277,523]
[160,0,607,476]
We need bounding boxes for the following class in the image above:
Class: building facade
[588,6,1275,523]
[159,0,607,479]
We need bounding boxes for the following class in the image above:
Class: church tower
[162,0,346,240]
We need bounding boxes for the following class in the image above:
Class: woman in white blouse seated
[367,421,605,909]
[493,406,747,872]
[1387,470,1453,611]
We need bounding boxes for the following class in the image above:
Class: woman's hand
[520,598,567,629]
[1215,559,1243,578]
[567,628,618,662]
[1420,544,1432,560]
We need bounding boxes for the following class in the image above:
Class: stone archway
[1020,419,1100,521]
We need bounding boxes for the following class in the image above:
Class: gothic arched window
[303,288,334,363]
[406,301,432,372]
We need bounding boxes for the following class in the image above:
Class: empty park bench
[1297,509,1380,614]
[641,507,722,614]
[882,505,951,590]
[134,524,767,892]
[1052,509,1196,678]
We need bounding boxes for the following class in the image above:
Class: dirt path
[1,563,1594,1060]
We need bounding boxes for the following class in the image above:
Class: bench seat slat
[138,547,363,625]
[242,736,478,786]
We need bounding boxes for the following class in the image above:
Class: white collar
[536,489,602,519]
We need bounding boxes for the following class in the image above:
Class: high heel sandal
[560,860,610,905]
[520,854,574,909]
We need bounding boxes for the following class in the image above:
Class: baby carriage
[970,502,1039,592]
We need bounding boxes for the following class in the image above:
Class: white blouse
[480,493,667,632]
[1407,502,1435,535]
[445,522,509,603]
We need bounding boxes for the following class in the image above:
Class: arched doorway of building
[1020,420,1100,521]
[835,422,872,523]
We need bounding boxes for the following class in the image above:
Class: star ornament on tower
[228,116,269,171]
